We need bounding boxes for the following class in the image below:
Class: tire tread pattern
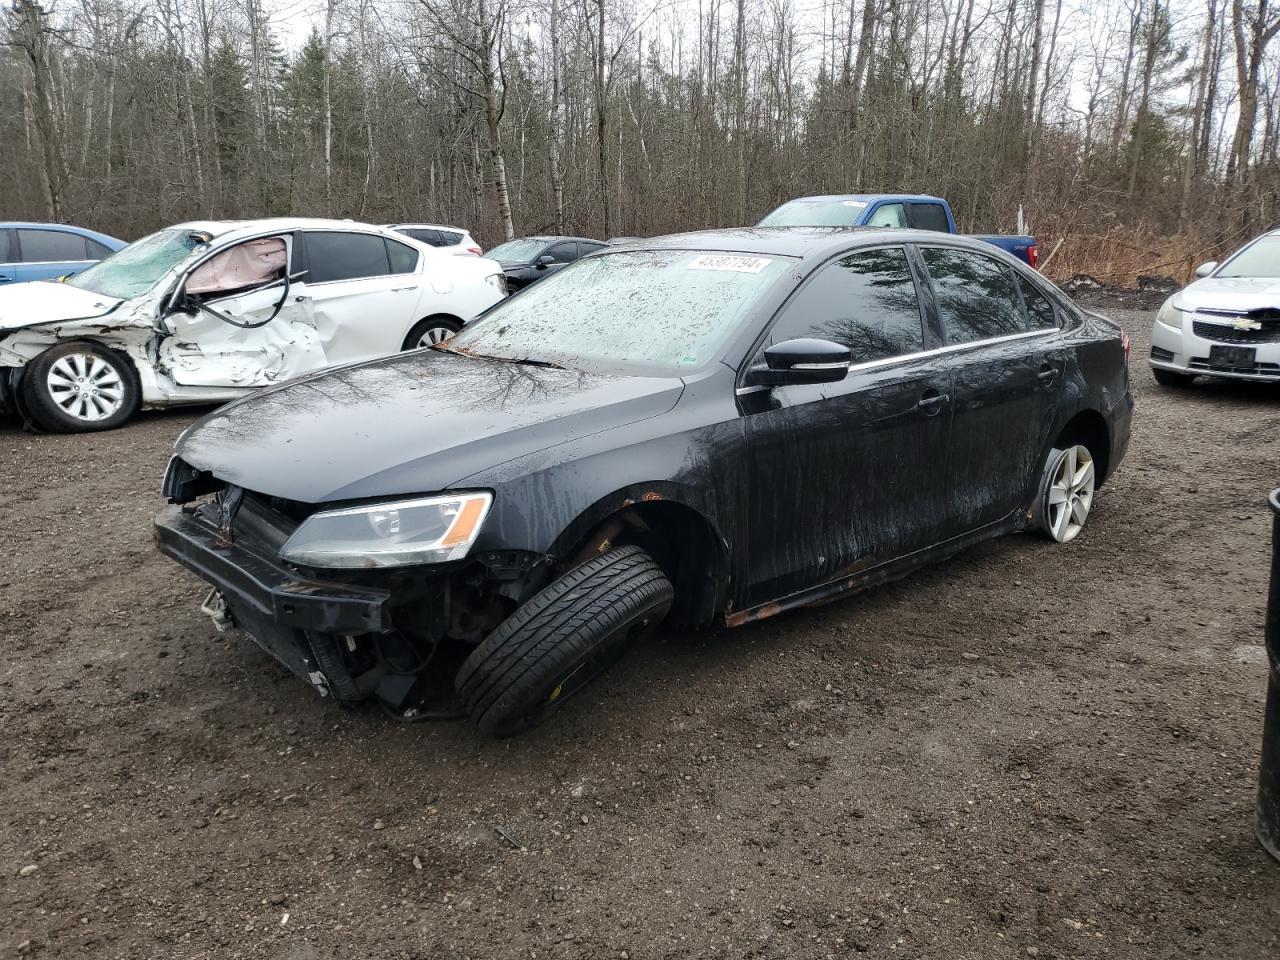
[456,545,673,736]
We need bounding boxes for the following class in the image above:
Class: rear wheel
[1152,367,1196,388]
[22,341,140,432]
[456,545,674,737]
[402,315,462,351]
[1035,444,1096,543]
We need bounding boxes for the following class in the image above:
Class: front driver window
[186,237,288,300]
[768,247,926,365]
[546,242,579,263]
[866,204,907,228]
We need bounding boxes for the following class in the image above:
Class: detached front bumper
[1150,314,1280,382]
[154,505,394,699]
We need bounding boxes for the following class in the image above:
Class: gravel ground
[2,296,1278,959]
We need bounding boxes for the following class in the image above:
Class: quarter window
[18,229,88,263]
[1016,274,1057,329]
[305,232,390,283]
[386,238,419,274]
[85,238,114,259]
[769,247,925,364]
[922,247,1025,344]
[865,204,906,229]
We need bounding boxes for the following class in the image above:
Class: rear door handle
[391,285,416,292]
[917,390,950,415]
[1037,365,1058,384]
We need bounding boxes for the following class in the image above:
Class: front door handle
[1037,364,1058,385]
[917,390,950,415]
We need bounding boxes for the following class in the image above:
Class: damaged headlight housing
[279,492,493,568]
[485,272,507,295]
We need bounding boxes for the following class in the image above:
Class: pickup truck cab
[759,194,1039,268]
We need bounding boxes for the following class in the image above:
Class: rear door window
[1016,274,1058,329]
[907,203,950,233]
[865,203,906,229]
[18,229,88,262]
[768,247,925,364]
[921,247,1025,344]
[0,229,13,263]
[305,232,391,283]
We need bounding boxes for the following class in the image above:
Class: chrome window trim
[734,328,1056,395]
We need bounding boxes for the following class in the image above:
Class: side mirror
[1195,261,1218,279]
[750,338,850,387]
[536,255,555,268]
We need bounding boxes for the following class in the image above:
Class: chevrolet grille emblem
[1231,317,1264,331]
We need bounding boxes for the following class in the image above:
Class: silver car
[1150,229,1280,386]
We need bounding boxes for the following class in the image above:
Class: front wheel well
[1053,410,1111,487]
[563,501,729,629]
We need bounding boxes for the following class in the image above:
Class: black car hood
[176,350,684,503]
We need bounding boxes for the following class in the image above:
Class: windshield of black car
[67,228,210,299]
[759,200,867,227]
[487,238,548,262]
[447,248,793,373]
[1218,235,1280,278]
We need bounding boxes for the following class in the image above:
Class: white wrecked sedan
[0,218,507,431]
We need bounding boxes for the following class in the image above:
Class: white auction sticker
[687,254,774,273]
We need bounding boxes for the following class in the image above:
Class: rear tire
[22,341,140,432]
[402,315,462,351]
[456,545,674,737]
[1152,367,1195,388]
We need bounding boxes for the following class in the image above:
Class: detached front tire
[456,545,674,737]
[22,341,140,432]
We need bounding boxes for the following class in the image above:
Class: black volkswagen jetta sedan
[155,228,1133,736]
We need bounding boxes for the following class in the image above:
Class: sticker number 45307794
[687,254,774,273]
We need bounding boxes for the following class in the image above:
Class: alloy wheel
[417,325,455,348]
[1045,444,1095,543]
[45,351,126,423]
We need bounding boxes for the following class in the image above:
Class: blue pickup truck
[758,194,1039,268]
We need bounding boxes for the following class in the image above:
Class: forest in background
[3,0,1279,283]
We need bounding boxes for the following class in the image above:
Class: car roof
[387,223,470,233]
[166,218,402,242]
[517,235,607,244]
[0,221,126,245]
[613,226,1000,265]
[775,193,947,205]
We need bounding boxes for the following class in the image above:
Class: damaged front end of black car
[156,456,567,720]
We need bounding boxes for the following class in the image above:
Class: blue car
[0,222,126,285]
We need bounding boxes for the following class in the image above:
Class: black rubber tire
[1152,366,1196,388]
[456,545,674,737]
[21,340,141,433]
[402,315,462,351]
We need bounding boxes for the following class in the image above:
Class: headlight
[1156,298,1184,330]
[279,492,492,568]
[485,272,507,295]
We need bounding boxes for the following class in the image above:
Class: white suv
[0,218,506,431]
[388,223,482,257]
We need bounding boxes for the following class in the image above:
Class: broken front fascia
[0,301,158,395]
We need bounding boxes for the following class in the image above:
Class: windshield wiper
[432,342,565,369]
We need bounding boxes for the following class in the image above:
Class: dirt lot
[2,295,1279,960]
